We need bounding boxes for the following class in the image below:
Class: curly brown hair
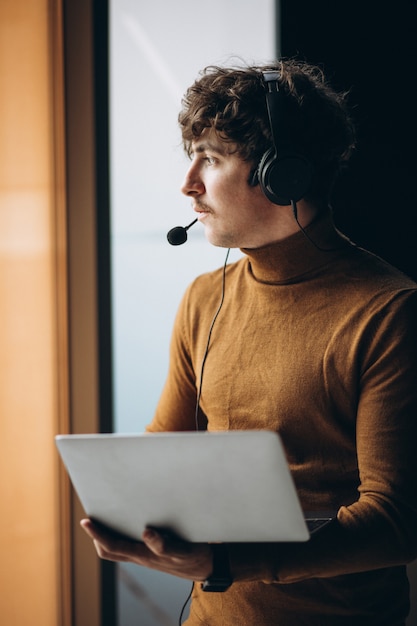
[178,59,356,205]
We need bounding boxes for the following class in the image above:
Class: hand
[80,519,213,582]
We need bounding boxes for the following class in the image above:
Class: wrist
[202,543,233,592]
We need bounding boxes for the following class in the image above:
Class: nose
[181,161,205,197]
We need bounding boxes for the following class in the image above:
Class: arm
[146,281,206,433]
[229,289,417,583]
[80,280,215,579]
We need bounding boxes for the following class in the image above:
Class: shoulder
[331,245,417,339]
[175,257,247,323]
[333,242,417,299]
[186,256,246,296]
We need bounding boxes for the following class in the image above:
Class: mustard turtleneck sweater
[148,213,417,625]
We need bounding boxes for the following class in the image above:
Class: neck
[289,198,322,229]
[246,199,322,249]
[240,210,349,283]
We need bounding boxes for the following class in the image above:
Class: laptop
[55,430,335,543]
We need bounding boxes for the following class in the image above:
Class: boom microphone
[167,218,198,245]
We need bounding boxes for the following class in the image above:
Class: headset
[251,71,313,206]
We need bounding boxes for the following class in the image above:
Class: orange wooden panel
[0,1,69,624]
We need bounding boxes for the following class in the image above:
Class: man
[82,59,417,625]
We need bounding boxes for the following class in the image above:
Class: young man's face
[180,128,278,249]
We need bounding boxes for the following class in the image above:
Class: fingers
[142,527,213,581]
[80,519,185,563]
[80,518,213,580]
[80,519,143,562]
[142,527,192,558]
[141,527,166,555]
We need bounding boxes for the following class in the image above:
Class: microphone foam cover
[167,226,187,245]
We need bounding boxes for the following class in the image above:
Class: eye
[204,155,217,165]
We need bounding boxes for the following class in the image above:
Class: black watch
[202,544,233,592]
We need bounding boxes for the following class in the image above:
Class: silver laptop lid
[56,430,312,543]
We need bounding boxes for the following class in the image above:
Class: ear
[248,165,259,187]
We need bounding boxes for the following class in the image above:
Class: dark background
[280,0,417,279]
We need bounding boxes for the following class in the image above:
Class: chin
[204,227,238,249]
[206,234,238,249]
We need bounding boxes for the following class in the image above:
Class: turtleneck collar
[240,211,351,284]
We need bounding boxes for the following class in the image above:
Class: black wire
[194,248,231,430]
[178,582,194,625]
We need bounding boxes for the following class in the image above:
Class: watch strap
[202,543,233,592]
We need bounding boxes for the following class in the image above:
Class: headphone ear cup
[258,149,313,206]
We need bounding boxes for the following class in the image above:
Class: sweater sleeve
[229,289,417,584]
[146,283,200,433]
[146,267,226,433]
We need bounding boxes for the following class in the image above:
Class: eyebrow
[192,141,229,156]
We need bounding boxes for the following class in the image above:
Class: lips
[193,202,211,215]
